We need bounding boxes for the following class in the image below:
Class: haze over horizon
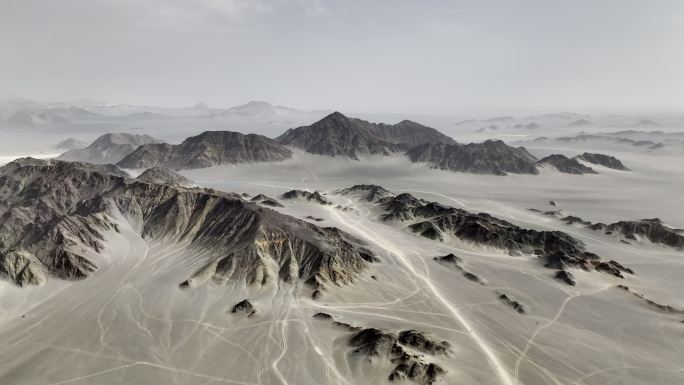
[2,0,683,115]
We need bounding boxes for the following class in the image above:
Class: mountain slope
[276,112,455,159]
[117,131,293,170]
[57,133,160,164]
[0,158,375,289]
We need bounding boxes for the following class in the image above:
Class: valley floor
[1,150,683,385]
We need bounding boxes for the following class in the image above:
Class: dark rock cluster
[230,299,257,317]
[498,293,526,314]
[348,327,449,385]
[340,185,634,284]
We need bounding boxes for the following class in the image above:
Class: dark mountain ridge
[117,130,293,170]
[0,158,375,290]
[276,112,456,159]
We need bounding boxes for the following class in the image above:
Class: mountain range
[50,112,629,176]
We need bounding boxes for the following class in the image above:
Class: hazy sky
[1,0,683,114]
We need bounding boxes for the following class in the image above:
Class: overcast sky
[1,0,682,114]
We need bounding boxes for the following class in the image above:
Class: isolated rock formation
[58,133,160,164]
[117,131,292,170]
[406,140,539,175]
[277,112,455,159]
[574,152,630,171]
[348,327,448,385]
[230,299,257,317]
[536,154,598,174]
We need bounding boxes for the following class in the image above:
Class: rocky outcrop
[406,140,539,175]
[117,131,292,170]
[0,158,377,290]
[135,167,195,187]
[536,154,598,174]
[574,152,630,171]
[536,209,684,250]
[555,270,576,285]
[348,327,449,385]
[280,190,331,205]
[230,299,256,317]
[58,133,161,164]
[596,218,684,249]
[276,112,455,159]
[498,293,525,314]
